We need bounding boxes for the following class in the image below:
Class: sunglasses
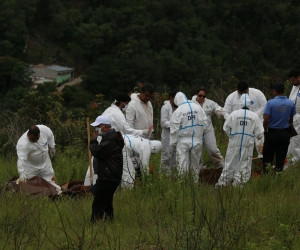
[198,95,206,98]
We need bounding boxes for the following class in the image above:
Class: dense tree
[1,0,300,98]
[0,57,31,98]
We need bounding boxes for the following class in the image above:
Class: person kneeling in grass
[89,115,124,223]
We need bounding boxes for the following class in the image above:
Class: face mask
[122,103,128,111]
[96,126,105,136]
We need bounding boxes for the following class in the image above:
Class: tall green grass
[1,149,300,248]
[1,116,298,249]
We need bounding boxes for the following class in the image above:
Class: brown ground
[199,168,223,185]
[6,177,91,198]
[199,165,263,185]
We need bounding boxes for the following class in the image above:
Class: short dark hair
[141,84,154,94]
[237,81,248,92]
[196,86,207,95]
[28,126,40,137]
[276,88,284,94]
[288,69,300,78]
[115,92,131,105]
[169,89,179,98]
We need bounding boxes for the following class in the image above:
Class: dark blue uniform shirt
[264,96,296,129]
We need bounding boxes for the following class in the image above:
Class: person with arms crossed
[263,82,296,173]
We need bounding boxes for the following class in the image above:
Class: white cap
[90,115,111,127]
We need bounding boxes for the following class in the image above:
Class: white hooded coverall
[122,134,162,188]
[287,85,300,164]
[103,104,144,136]
[160,100,176,173]
[126,93,153,139]
[222,88,267,158]
[192,96,224,169]
[170,92,207,176]
[16,125,61,191]
[217,94,264,187]
[84,103,144,186]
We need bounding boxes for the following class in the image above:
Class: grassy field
[0,114,297,249]
[1,133,300,249]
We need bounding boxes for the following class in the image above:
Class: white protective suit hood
[150,140,162,154]
[238,94,251,109]
[174,92,188,107]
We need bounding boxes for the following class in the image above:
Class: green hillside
[1,0,300,102]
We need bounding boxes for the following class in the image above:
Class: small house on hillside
[31,64,74,85]
[30,78,53,89]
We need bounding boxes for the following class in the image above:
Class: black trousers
[91,180,119,223]
[263,128,290,174]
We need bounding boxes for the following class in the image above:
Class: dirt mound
[61,180,91,197]
[199,168,223,185]
[6,176,90,198]
[62,185,91,197]
[8,176,58,198]
[199,167,264,185]
[61,180,84,190]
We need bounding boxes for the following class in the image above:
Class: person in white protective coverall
[126,84,154,139]
[170,92,207,177]
[84,92,150,186]
[160,89,179,173]
[16,125,61,191]
[222,81,266,158]
[285,69,300,167]
[216,94,264,187]
[122,134,162,188]
[192,86,224,169]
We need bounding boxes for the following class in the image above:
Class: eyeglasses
[198,95,206,98]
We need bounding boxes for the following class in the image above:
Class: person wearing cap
[262,82,296,173]
[216,94,264,187]
[286,69,300,166]
[126,84,154,139]
[222,81,267,158]
[84,92,149,186]
[89,115,125,223]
